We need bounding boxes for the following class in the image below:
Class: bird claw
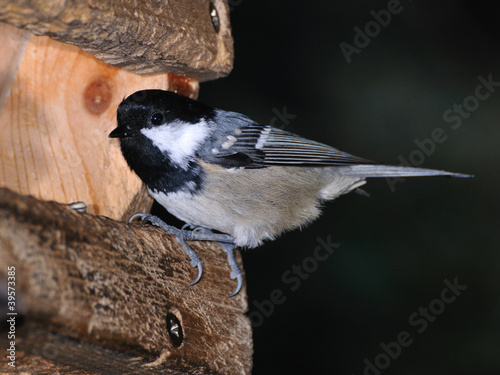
[219,242,243,297]
[129,213,242,296]
[188,261,203,286]
[228,273,243,298]
[175,235,204,286]
[181,223,213,234]
[129,213,158,226]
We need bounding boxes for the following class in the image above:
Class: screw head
[166,312,184,348]
[210,2,220,33]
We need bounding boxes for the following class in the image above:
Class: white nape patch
[141,120,209,169]
[255,127,271,149]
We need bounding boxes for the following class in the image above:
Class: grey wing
[201,124,376,168]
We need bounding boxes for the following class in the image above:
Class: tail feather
[338,165,473,178]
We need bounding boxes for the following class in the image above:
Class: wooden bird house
[0,1,252,374]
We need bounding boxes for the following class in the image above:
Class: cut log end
[0,187,253,374]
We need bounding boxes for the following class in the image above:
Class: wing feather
[251,126,374,166]
[200,123,375,168]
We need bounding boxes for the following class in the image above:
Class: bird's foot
[129,213,242,296]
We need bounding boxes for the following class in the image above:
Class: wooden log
[0,325,204,374]
[0,187,253,374]
[0,0,234,81]
[0,23,201,219]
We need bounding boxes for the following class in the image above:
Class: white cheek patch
[141,120,209,169]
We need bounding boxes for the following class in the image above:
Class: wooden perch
[0,0,234,81]
[0,188,253,374]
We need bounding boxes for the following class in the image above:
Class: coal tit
[109,90,471,296]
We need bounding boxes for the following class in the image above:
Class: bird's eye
[151,113,164,125]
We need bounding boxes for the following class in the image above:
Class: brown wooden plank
[0,188,253,374]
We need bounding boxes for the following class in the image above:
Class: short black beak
[109,126,129,138]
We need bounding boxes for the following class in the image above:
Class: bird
[109,89,472,296]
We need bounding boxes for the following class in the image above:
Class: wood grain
[0,325,215,374]
[0,29,199,219]
[0,23,30,113]
[0,0,234,81]
[0,188,253,374]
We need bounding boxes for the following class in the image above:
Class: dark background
[199,1,499,374]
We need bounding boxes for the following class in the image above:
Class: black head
[109,90,215,139]
[109,90,210,194]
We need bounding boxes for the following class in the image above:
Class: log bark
[0,0,233,81]
[0,188,253,374]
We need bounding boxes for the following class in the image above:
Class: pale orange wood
[0,30,199,219]
[0,23,30,113]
